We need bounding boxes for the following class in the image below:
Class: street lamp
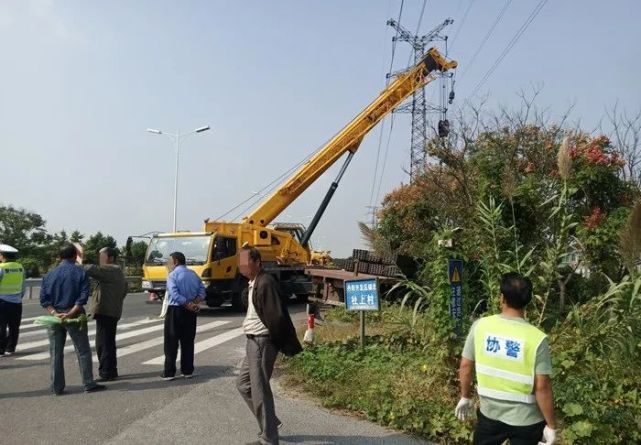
[146,125,211,231]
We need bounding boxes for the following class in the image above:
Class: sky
[1,0,640,257]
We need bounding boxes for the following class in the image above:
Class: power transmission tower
[387,17,453,180]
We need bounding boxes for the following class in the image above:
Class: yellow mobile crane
[136,47,457,309]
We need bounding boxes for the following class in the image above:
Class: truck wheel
[231,288,247,312]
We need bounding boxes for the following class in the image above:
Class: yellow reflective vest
[0,261,25,295]
[473,314,546,404]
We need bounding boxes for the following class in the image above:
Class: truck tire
[231,287,247,312]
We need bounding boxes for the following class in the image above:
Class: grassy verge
[281,303,641,444]
[280,307,473,444]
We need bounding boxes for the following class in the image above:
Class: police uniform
[463,314,551,445]
[0,244,25,356]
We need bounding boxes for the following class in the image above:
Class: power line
[415,0,428,34]
[369,0,404,211]
[459,0,513,81]
[369,120,388,210]
[406,0,429,67]
[469,0,549,98]
[375,114,396,206]
[449,0,475,50]
[216,143,321,221]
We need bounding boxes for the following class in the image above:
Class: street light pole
[173,130,181,233]
[146,125,210,232]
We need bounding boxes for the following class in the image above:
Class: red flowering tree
[377,113,637,305]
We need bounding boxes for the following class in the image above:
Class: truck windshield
[145,236,211,266]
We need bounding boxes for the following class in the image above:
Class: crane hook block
[438,119,450,138]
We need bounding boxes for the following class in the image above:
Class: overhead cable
[449,0,476,51]
[469,0,549,99]
[459,0,513,81]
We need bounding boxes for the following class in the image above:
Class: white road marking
[100,320,231,362]
[17,318,164,360]
[142,327,245,365]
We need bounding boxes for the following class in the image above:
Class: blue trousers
[48,323,97,393]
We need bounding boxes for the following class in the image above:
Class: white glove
[538,425,557,445]
[454,397,472,421]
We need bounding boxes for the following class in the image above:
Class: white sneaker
[181,373,194,379]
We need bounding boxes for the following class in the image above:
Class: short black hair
[1,251,18,261]
[59,243,78,260]
[500,272,532,309]
[170,251,186,265]
[100,247,118,261]
[242,245,262,263]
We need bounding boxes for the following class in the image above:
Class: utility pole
[387,17,453,180]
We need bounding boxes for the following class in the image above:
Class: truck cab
[141,232,242,308]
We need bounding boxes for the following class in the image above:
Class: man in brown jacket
[236,246,302,445]
[85,247,127,381]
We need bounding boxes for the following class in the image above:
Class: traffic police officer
[455,272,557,445]
[0,244,25,356]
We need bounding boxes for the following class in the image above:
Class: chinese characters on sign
[345,278,380,311]
[448,259,463,330]
[483,334,525,362]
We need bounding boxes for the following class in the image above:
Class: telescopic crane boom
[242,47,457,229]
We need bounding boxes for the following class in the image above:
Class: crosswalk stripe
[142,327,245,366]
[16,318,162,359]
[97,320,231,363]
[17,329,99,352]
[20,323,96,339]
[20,316,42,323]
[17,318,158,350]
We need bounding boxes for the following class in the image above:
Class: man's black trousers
[0,300,22,354]
[94,313,119,378]
[474,410,545,445]
[163,305,197,377]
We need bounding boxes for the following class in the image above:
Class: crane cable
[468,0,549,99]
[459,0,513,81]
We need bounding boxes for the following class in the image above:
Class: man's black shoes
[85,384,107,393]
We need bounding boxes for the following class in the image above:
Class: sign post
[448,259,463,333]
[345,277,380,348]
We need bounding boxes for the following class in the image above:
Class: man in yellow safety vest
[0,244,25,356]
[455,272,557,445]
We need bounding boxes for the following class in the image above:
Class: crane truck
[136,47,457,310]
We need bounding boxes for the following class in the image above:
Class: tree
[0,205,53,275]
[83,232,118,264]
[376,95,637,319]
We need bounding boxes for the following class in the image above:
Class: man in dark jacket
[236,246,302,445]
[85,247,127,381]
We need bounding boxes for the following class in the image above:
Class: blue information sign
[345,278,380,311]
[448,259,463,324]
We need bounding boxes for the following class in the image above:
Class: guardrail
[23,276,142,300]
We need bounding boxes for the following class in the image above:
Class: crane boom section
[243,47,457,227]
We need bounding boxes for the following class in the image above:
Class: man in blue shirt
[0,244,25,356]
[162,251,206,380]
[40,244,105,395]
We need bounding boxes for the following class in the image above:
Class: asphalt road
[0,294,428,445]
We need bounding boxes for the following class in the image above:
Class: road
[0,293,427,445]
